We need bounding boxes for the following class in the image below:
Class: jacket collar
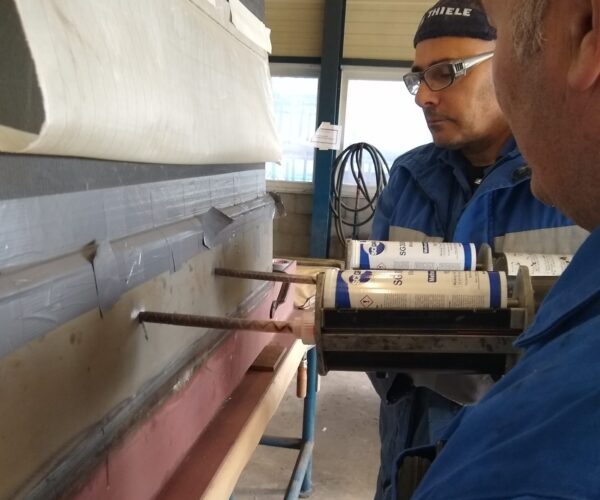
[516,226,600,347]
[402,137,523,191]
[440,136,520,171]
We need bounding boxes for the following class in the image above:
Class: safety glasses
[403,51,494,95]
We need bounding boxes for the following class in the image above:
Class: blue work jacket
[372,139,585,254]
[370,139,588,500]
[370,139,587,406]
[402,225,600,500]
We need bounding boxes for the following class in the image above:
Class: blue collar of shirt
[402,137,523,195]
[441,137,524,190]
[515,226,600,347]
[441,136,520,170]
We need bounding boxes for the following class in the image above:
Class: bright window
[267,66,319,182]
[340,67,432,184]
[267,65,432,186]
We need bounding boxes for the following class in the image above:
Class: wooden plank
[251,342,287,372]
[156,336,307,500]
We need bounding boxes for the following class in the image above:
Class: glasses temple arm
[461,52,494,70]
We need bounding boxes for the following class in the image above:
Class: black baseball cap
[413,0,497,47]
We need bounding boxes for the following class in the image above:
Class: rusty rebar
[214,268,317,285]
[138,311,295,334]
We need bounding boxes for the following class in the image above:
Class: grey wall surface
[0,158,273,499]
[241,0,265,20]
[0,154,263,200]
[2,215,275,500]
[273,192,313,257]
[273,191,373,259]
[0,1,44,133]
[0,0,271,496]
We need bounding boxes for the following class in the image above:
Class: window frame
[267,64,428,194]
[267,63,320,193]
[339,65,417,154]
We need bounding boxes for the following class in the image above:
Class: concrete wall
[273,191,313,257]
[271,187,373,260]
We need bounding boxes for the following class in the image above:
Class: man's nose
[415,83,439,109]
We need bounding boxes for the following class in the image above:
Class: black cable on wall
[329,142,390,249]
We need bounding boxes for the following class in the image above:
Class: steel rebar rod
[138,311,295,334]
[214,268,317,285]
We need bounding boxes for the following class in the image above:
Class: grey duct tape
[112,231,176,291]
[0,153,264,201]
[92,241,125,315]
[0,195,275,359]
[201,199,276,250]
[160,219,204,271]
[0,169,264,272]
[0,254,97,359]
[200,208,235,249]
[0,189,110,271]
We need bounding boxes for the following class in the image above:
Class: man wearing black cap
[369,1,587,499]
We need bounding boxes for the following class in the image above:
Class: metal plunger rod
[138,311,295,334]
[214,268,317,285]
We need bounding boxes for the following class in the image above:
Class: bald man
[399,1,600,497]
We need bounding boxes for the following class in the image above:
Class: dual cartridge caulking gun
[138,240,572,377]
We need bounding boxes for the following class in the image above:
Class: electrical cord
[329,142,390,249]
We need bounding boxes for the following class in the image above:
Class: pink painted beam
[157,334,301,500]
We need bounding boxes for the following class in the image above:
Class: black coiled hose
[329,142,390,249]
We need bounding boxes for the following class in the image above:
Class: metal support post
[284,347,318,499]
[309,0,347,258]
[301,347,318,496]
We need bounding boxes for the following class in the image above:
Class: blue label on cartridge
[359,246,370,269]
[335,272,351,308]
[462,243,473,270]
[349,271,373,285]
[369,242,386,256]
[488,271,502,309]
[359,242,385,268]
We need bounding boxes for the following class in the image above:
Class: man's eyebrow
[411,58,452,72]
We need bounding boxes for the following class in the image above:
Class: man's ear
[568,0,600,91]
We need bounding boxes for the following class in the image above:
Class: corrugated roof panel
[344,0,432,60]
[266,0,325,57]
[266,0,433,61]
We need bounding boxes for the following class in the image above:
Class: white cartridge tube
[323,269,507,310]
[498,253,573,277]
[346,240,477,271]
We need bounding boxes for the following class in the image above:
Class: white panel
[0,0,281,165]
